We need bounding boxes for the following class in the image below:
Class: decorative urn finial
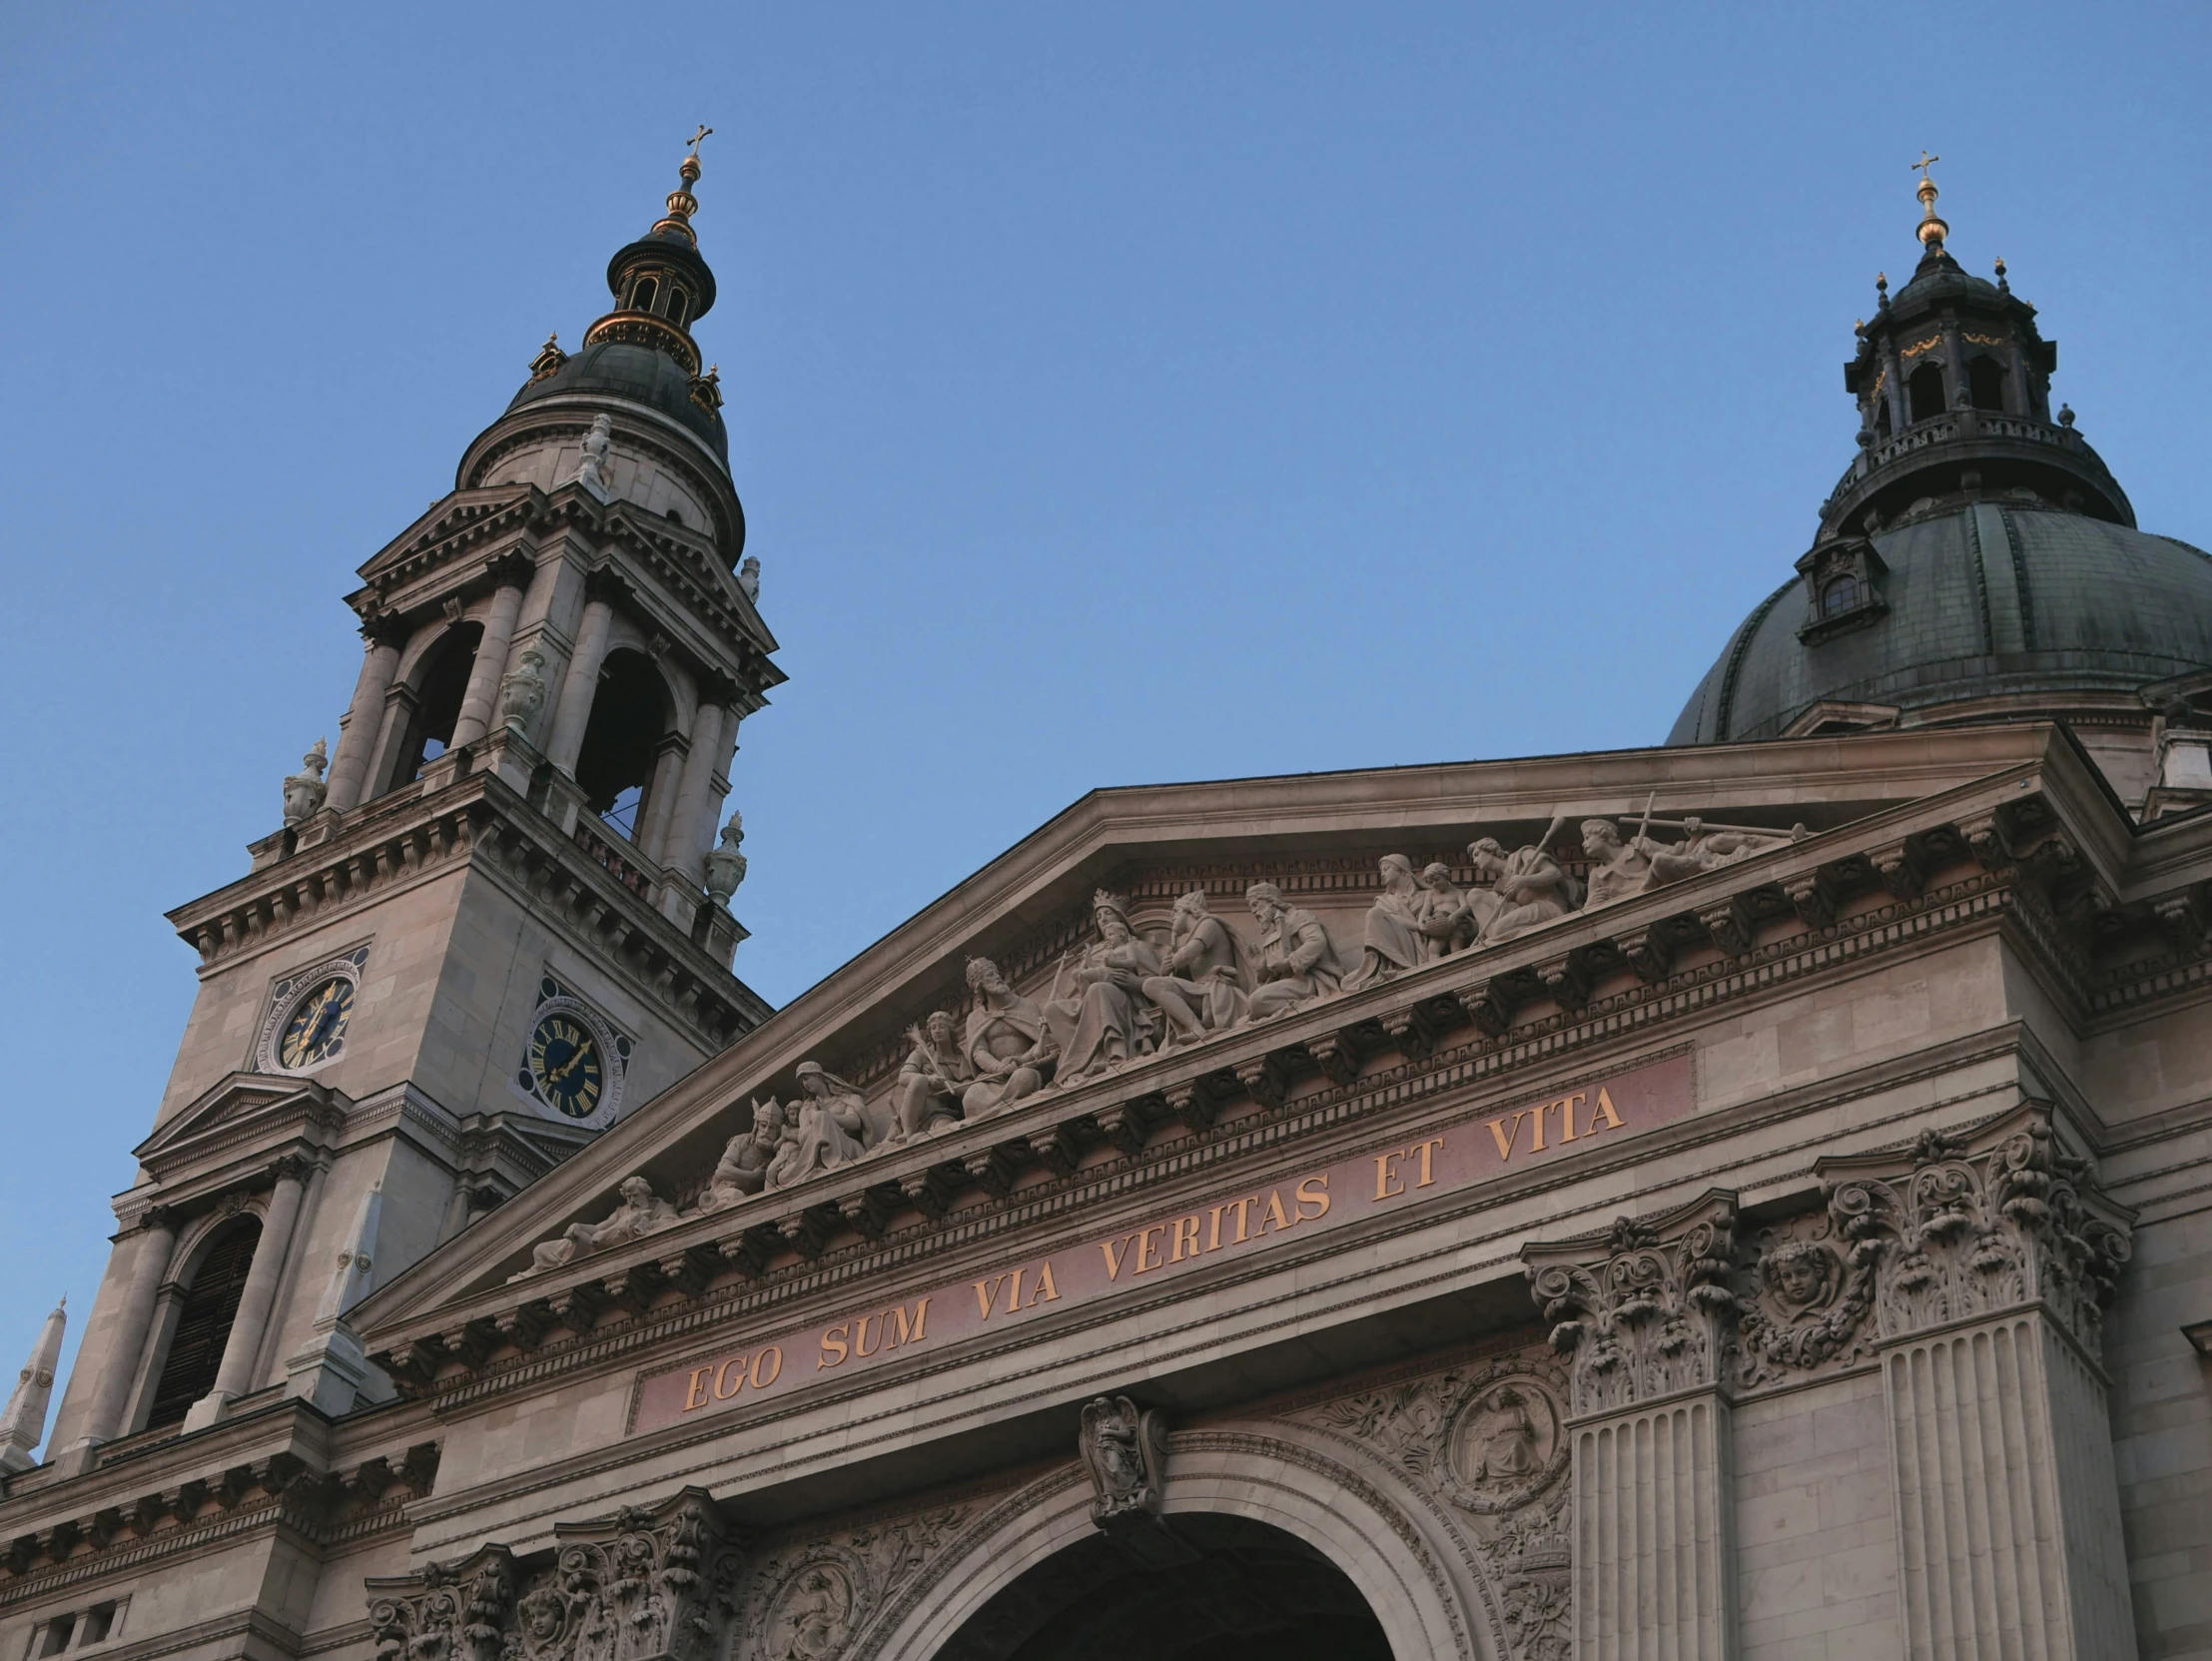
[704,810,748,907]
[283,737,330,826]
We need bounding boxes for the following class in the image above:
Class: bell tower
[46,137,781,1469]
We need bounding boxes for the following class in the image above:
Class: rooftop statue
[1344,856,1429,991]
[1468,830,1581,945]
[962,956,1057,1117]
[572,413,614,500]
[1043,892,1162,1087]
[696,1103,783,1212]
[1414,862,1481,959]
[1141,889,1252,1047]
[1240,882,1346,1023]
[894,1011,974,1140]
[526,1175,677,1273]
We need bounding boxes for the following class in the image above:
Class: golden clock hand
[545,1047,590,1088]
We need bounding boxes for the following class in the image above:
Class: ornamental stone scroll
[368,1543,518,1661]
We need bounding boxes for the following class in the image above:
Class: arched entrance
[931,1513,1390,1661]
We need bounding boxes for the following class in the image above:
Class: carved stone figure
[1414,862,1480,959]
[527,1176,677,1273]
[893,1011,973,1137]
[572,413,613,499]
[369,1544,517,1661]
[1078,1394,1169,1532]
[738,554,761,602]
[1468,833,1581,945]
[696,1108,781,1212]
[282,737,329,826]
[1140,888,1252,1045]
[769,1063,872,1184]
[1579,819,1657,909]
[1044,892,1164,1084]
[1344,855,1429,991]
[1640,815,1806,886]
[961,957,1057,1116]
[704,811,748,907]
[761,1559,856,1661]
[496,647,547,735]
[1240,882,1345,1022]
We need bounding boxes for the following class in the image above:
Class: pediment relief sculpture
[523,1176,679,1276]
[508,804,1824,1269]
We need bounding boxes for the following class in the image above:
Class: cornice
[163,766,767,1048]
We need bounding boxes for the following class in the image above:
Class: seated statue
[962,957,1057,1117]
[1581,819,1657,909]
[770,1063,875,1187]
[894,1011,973,1137]
[1044,891,1163,1085]
[1344,856,1430,991]
[696,1100,784,1213]
[1414,862,1481,959]
[1469,834,1583,944]
[1241,882,1346,1022]
[1141,889,1251,1046]
[528,1175,677,1272]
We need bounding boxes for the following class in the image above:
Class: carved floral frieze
[734,1504,971,1661]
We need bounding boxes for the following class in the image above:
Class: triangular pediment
[135,1072,348,1191]
[356,721,2143,1349]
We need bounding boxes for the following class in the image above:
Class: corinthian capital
[366,1542,516,1661]
[1521,1191,1740,1418]
[1816,1101,2133,1359]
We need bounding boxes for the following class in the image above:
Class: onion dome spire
[1912,151,1948,255]
[580,128,722,377]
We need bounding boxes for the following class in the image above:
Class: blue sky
[2,3,2205,1433]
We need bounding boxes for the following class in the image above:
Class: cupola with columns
[40,134,779,1474]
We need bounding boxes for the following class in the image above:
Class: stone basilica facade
[0,148,2206,1661]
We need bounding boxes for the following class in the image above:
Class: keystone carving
[1077,1395,1169,1532]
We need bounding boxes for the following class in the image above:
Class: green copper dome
[1668,504,2212,743]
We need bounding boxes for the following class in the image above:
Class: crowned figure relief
[1140,889,1253,1046]
[1043,891,1163,1085]
[961,957,1057,1116]
[696,1106,783,1212]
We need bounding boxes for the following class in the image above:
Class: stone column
[325,627,404,813]
[545,589,618,775]
[185,1160,312,1428]
[448,563,532,749]
[67,1208,175,1453]
[1525,1193,1743,1661]
[665,695,728,884]
[636,735,689,863]
[1816,1106,2137,1661]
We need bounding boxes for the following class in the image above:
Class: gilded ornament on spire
[652,125,713,245]
[1910,150,1948,253]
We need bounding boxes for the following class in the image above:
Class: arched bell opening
[574,648,675,844]
[378,622,482,796]
[140,1217,262,1431]
[930,1514,1391,1661]
[1966,354,2008,413]
[1907,362,1948,424]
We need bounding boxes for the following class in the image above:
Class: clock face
[529,1013,604,1119]
[278,977,355,1069]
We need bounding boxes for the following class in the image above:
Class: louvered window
[143,1220,261,1429]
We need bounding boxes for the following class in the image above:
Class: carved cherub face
[1768,1243,1833,1308]
[520,1592,562,1642]
[1098,910,1130,944]
[1420,864,1455,893]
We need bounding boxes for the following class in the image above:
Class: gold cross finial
[687,124,713,160]
[1911,150,1940,182]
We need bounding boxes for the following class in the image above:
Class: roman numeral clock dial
[528,1014,604,1119]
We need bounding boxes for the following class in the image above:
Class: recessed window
[631,277,659,314]
[1967,356,2006,412]
[666,289,689,326]
[1823,574,1861,615]
[1907,364,1946,423]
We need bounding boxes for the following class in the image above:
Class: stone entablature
[355,727,2203,1409]
[167,748,768,1048]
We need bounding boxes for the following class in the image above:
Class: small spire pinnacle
[1911,151,1949,253]
[652,125,714,246]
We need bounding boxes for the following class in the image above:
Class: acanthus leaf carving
[508,1487,741,1661]
[736,1503,971,1661]
[368,1543,517,1661]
